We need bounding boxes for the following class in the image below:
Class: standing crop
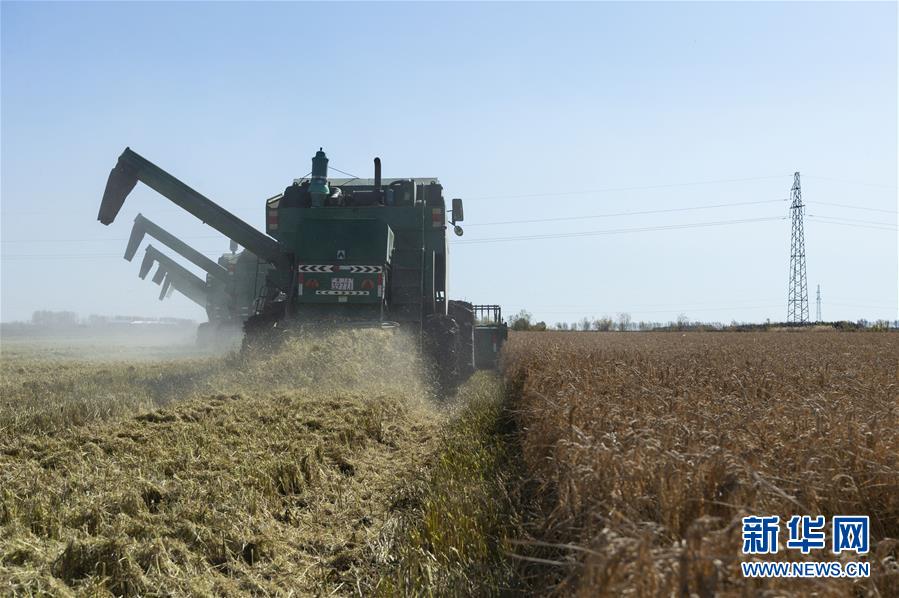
[503,331,898,596]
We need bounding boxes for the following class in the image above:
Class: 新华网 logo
[740,515,870,579]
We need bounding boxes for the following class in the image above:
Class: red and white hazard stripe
[297,264,383,273]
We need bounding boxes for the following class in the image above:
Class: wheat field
[502,331,899,596]
[3,329,896,596]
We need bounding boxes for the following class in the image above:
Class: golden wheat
[503,331,899,597]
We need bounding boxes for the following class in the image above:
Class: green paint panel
[293,219,394,264]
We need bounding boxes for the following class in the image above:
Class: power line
[466,174,793,200]
[803,175,898,189]
[807,214,896,227]
[2,210,892,258]
[2,207,191,216]
[1,235,225,244]
[452,216,784,245]
[2,199,789,242]
[810,200,897,214]
[4,205,890,244]
[4,216,785,255]
[466,198,787,227]
[2,251,225,260]
[1,256,133,260]
[806,217,898,232]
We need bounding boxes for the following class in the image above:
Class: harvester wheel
[196,322,213,347]
[448,301,475,379]
[241,311,285,353]
[423,314,462,395]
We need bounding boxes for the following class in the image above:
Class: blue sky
[2,2,896,325]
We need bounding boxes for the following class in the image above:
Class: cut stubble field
[0,331,477,595]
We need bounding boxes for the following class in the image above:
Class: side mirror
[451,198,464,223]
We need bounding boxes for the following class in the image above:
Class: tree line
[507,310,897,332]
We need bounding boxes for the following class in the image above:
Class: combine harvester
[98,148,507,385]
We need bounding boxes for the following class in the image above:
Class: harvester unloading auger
[127,214,227,277]
[140,245,210,304]
[126,214,266,344]
[99,147,507,385]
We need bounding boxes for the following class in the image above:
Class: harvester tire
[448,301,475,379]
[423,314,462,395]
[241,311,285,353]
[196,322,213,347]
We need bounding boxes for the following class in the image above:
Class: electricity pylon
[787,172,809,324]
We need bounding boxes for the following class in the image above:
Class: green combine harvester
[125,214,266,345]
[99,147,507,383]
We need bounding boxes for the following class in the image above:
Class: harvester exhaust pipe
[374,157,381,192]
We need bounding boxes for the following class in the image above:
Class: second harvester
[125,213,266,345]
